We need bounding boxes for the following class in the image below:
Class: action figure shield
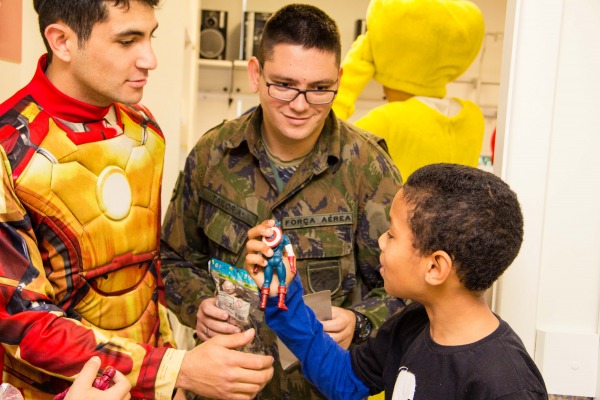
[262,226,283,248]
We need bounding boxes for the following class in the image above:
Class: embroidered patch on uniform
[282,213,353,229]
[306,260,342,294]
[200,187,258,226]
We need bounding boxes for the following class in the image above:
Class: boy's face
[253,43,341,150]
[378,190,429,299]
[65,1,158,106]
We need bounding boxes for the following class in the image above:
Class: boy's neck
[424,293,499,346]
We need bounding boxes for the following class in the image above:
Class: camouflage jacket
[161,106,403,399]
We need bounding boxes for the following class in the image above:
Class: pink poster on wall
[0,0,23,63]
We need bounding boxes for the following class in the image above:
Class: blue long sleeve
[264,274,371,400]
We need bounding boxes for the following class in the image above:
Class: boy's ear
[44,23,75,62]
[424,251,453,286]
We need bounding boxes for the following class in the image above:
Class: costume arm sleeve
[0,148,185,400]
[350,137,405,329]
[332,34,375,120]
[265,274,371,400]
[160,147,215,329]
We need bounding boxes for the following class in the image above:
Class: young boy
[246,163,548,399]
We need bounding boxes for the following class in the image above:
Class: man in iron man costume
[258,223,296,311]
[0,1,273,399]
[0,56,174,400]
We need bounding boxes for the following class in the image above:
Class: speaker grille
[200,10,227,59]
[200,28,226,59]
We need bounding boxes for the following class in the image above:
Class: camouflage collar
[225,106,342,173]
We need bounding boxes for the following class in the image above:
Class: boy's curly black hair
[403,163,524,291]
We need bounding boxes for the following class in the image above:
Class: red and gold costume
[0,55,185,400]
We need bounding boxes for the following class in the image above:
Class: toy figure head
[400,163,523,291]
[222,280,236,295]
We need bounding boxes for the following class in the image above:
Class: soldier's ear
[247,57,261,93]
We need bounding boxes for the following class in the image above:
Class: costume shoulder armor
[117,103,163,135]
[0,96,47,175]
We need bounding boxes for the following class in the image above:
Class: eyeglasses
[261,69,338,105]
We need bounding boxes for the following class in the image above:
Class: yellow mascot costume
[333,0,486,180]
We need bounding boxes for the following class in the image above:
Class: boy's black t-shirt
[351,302,548,399]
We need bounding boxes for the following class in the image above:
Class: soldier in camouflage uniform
[161,4,404,399]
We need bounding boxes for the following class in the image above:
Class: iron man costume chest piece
[15,106,165,339]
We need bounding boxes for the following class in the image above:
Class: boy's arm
[245,220,370,398]
[264,274,371,400]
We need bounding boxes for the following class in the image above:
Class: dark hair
[402,163,524,291]
[33,0,160,62]
[257,4,341,67]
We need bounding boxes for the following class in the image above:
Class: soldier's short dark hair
[33,0,160,62]
[257,4,342,67]
[402,163,524,292]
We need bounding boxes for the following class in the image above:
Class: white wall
[143,0,187,214]
[496,0,600,397]
[0,3,44,98]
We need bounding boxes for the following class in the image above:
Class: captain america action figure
[257,222,297,311]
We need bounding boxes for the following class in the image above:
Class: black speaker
[243,12,271,60]
[200,10,228,60]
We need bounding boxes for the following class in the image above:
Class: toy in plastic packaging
[209,258,259,329]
